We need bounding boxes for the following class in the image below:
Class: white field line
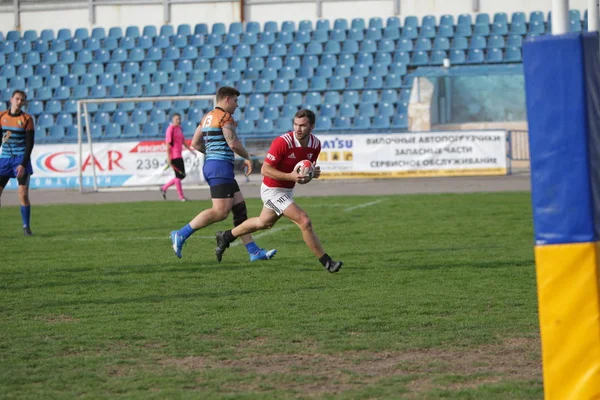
[344,199,386,212]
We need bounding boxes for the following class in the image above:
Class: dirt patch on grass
[35,314,77,324]
[160,336,541,395]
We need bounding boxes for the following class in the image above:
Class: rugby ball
[294,159,315,183]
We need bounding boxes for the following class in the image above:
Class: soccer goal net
[76,95,215,193]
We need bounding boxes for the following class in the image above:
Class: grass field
[0,192,542,399]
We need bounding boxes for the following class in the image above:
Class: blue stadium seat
[327,76,344,91]
[199,81,216,95]
[487,35,505,49]
[348,28,364,42]
[99,102,117,113]
[16,40,32,54]
[347,76,364,90]
[109,84,124,97]
[272,78,290,93]
[263,105,280,120]
[504,47,522,62]
[401,26,418,40]
[342,91,359,106]
[255,119,273,134]
[475,13,490,25]
[93,112,111,125]
[315,116,332,131]
[90,85,106,98]
[267,93,284,107]
[391,113,408,129]
[80,73,97,87]
[122,123,140,138]
[245,21,260,33]
[241,32,257,45]
[415,38,432,51]
[455,24,472,37]
[124,26,140,39]
[291,77,308,92]
[432,37,450,51]
[411,51,429,66]
[305,92,321,107]
[56,113,73,127]
[507,35,523,48]
[36,114,53,128]
[135,72,150,85]
[381,89,399,104]
[192,23,207,35]
[372,115,390,129]
[360,40,377,53]
[237,119,254,135]
[53,63,69,77]
[449,50,466,64]
[288,43,305,56]
[365,76,383,89]
[473,23,490,36]
[8,53,23,66]
[429,50,447,65]
[149,109,166,123]
[485,48,503,63]
[492,23,509,35]
[338,103,355,117]
[47,126,65,140]
[36,86,53,101]
[1,65,16,78]
[333,116,351,130]
[470,35,487,50]
[27,100,44,115]
[54,86,71,100]
[57,28,71,41]
[357,52,374,65]
[125,83,142,97]
[32,40,49,53]
[301,55,319,69]
[17,63,34,78]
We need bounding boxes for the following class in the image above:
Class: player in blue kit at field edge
[0,90,35,236]
[170,86,276,262]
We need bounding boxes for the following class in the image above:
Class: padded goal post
[76,95,215,193]
[523,32,600,400]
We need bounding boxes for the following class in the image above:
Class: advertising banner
[3,140,204,190]
[316,131,507,178]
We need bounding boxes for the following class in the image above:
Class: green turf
[0,192,542,399]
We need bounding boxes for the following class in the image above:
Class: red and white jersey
[263,131,321,189]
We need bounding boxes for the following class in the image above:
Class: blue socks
[177,225,259,255]
[20,205,30,228]
[245,242,260,255]
[177,224,196,241]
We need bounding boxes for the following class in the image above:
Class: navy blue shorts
[0,156,33,187]
[203,159,235,186]
[0,156,33,178]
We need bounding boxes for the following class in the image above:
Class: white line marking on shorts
[344,199,385,212]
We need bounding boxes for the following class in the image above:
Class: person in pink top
[160,113,196,201]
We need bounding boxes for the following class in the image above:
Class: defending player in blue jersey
[170,86,276,262]
[0,90,35,236]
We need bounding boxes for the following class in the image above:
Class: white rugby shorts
[261,183,294,216]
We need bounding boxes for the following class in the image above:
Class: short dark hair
[216,86,240,102]
[172,112,181,119]
[294,109,316,125]
[11,90,26,99]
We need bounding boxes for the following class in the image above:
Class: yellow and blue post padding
[524,32,600,399]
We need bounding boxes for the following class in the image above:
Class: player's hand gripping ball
[295,160,315,184]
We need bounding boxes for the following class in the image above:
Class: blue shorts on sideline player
[0,155,33,178]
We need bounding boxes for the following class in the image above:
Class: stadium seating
[6,10,568,141]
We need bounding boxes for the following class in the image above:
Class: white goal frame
[76,95,215,193]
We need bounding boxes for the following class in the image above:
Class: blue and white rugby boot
[249,248,277,262]
[170,230,185,258]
